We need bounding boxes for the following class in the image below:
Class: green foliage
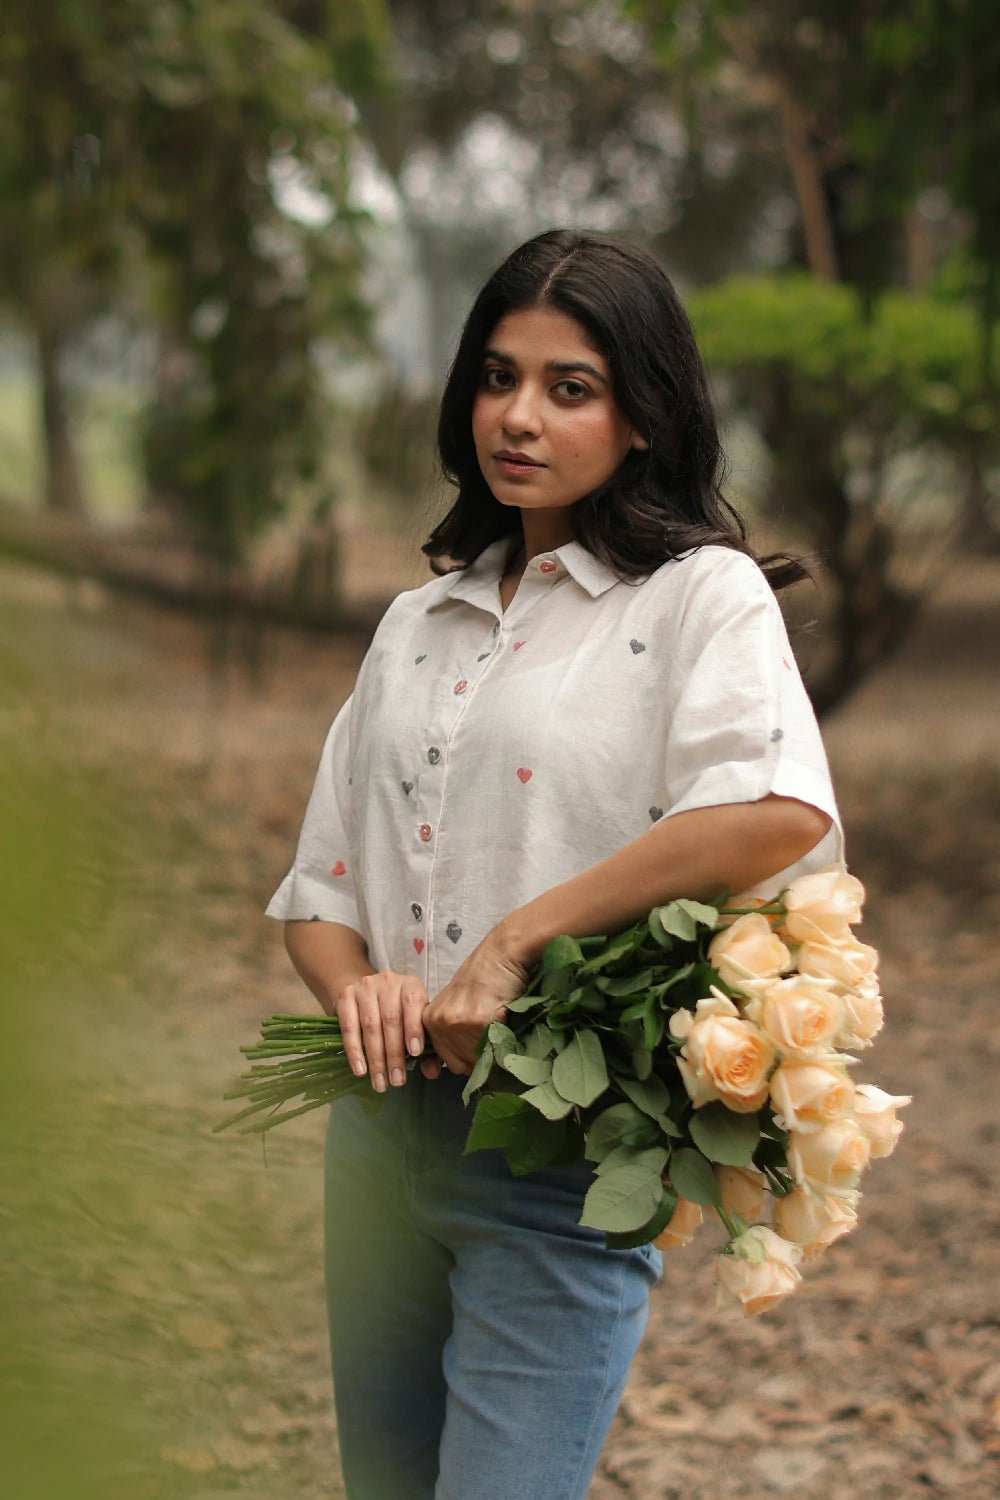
[0,0,392,548]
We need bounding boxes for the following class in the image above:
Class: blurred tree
[690,275,998,712]
[0,0,390,556]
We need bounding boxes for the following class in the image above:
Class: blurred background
[2,4,998,1498]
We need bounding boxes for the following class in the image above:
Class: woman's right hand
[335,970,430,1093]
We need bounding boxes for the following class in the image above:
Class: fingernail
[374,1072,386,1093]
[390,1068,404,1087]
[352,1059,366,1077]
[408,1037,422,1056]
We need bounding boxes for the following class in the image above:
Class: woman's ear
[630,430,651,452]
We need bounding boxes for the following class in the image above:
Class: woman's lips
[494,451,545,474]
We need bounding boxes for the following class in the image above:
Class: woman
[267,229,841,1500]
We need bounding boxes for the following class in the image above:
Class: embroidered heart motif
[516,767,533,783]
[478,652,490,661]
[649,807,664,822]
[413,938,424,954]
[427,746,441,764]
[539,559,557,574]
[419,823,432,841]
[513,640,526,651]
[330,860,346,876]
[454,679,468,694]
[630,639,646,654]
[446,921,462,944]
[402,780,414,796]
[411,902,423,921]
[770,728,784,742]
[415,654,427,664]
[782,657,792,671]
[310,914,320,922]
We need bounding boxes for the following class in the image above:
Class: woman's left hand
[421,932,530,1076]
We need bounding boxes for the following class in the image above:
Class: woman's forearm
[284,920,376,1015]
[495,795,831,967]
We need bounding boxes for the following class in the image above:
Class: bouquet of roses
[218,866,908,1317]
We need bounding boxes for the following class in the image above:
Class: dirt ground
[2,538,999,1500]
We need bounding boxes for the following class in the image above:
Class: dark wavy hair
[422,228,806,591]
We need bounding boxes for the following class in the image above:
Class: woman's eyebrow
[483,348,608,384]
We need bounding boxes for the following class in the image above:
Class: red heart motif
[330,860,346,876]
[513,640,526,651]
[516,767,533,783]
[413,937,425,954]
[539,560,557,574]
[782,657,792,671]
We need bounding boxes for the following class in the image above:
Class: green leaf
[543,934,585,971]
[487,1021,517,1058]
[505,992,543,1014]
[605,1186,679,1249]
[551,1030,610,1107]
[651,901,700,942]
[631,1045,653,1081]
[595,1143,668,1178]
[520,1080,575,1120]
[600,968,655,997]
[464,1094,568,1174]
[464,1093,530,1152]
[617,1073,671,1118]
[503,1115,569,1177]
[580,1158,666,1234]
[522,1022,559,1060]
[461,1041,495,1104]
[688,1103,760,1166]
[668,1147,722,1207]
[578,926,646,973]
[647,907,678,950]
[642,995,665,1052]
[501,1053,552,1086]
[540,967,573,1001]
[674,898,721,929]
[584,1101,658,1162]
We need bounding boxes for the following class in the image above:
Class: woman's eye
[483,366,514,390]
[555,379,590,400]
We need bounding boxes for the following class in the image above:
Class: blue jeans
[323,1069,662,1500]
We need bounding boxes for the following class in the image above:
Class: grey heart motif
[478,652,490,661]
[411,902,423,921]
[415,654,427,664]
[630,639,646,654]
[445,920,462,943]
[649,806,664,822]
[402,780,414,796]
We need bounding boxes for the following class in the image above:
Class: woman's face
[471,305,647,517]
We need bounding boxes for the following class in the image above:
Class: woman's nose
[501,382,543,437]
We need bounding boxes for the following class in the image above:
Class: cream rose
[797,935,879,989]
[757,976,844,1058]
[835,977,885,1049]
[769,1059,856,1133]
[773,1186,859,1257]
[715,1165,764,1223]
[787,1118,871,1194]
[708,914,791,995]
[780,867,866,944]
[653,1195,703,1251]
[853,1084,910,1158]
[670,990,776,1112]
[714,1226,803,1318]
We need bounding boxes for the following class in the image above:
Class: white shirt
[266,538,843,996]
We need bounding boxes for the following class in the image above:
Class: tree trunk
[773,85,840,282]
[37,323,87,513]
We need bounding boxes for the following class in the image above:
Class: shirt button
[454,679,468,694]
[427,746,441,764]
[539,558,557,574]
[419,823,432,842]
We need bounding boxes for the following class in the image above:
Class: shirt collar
[427,537,620,612]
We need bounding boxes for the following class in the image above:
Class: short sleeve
[661,554,843,859]
[264,695,364,932]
